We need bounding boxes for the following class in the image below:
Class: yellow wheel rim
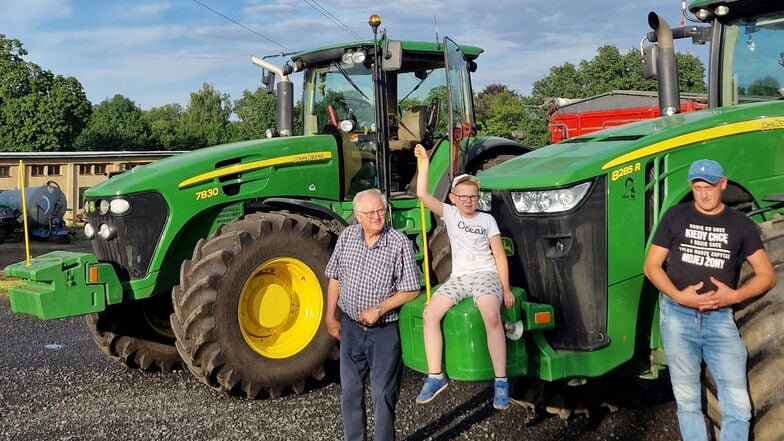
[142,300,175,339]
[238,257,323,359]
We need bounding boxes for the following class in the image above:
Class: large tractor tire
[706,216,784,441]
[85,293,181,372]
[170,212,337,398]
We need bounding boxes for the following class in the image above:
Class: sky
[0,0,711,111]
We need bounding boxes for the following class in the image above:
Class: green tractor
[439,0,781,439]
[4,16,530,398]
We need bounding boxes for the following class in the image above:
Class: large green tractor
[450,0,782,438]
[4,16,530,398]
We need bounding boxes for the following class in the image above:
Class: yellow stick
[417,157,432,302]
[19,160,31,266]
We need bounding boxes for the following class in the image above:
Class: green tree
[230,88,277,141]
[530,62,584,101]
[76,94,149,151]
[676,52,708,94]
[180,83,232,149]
[0,35,91,151]
[144,103,185,150]
[531,44,706,100]
[475,84,549,147]
[745,75,781,97]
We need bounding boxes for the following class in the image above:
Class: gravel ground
[0,239,682,441]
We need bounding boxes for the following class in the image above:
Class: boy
[412,144,515,409]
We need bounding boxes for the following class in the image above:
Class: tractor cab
[254,15,484,203]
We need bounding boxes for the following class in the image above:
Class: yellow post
[18,160,31,266]
[417,157,432,302]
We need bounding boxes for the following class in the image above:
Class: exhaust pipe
[251,55,294,137]
[648,12,680,116]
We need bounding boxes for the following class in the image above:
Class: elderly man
[643,159,776,441]
[325,188,420,441]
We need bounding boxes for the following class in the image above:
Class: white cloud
[3,0,71,27]
[0,0,709,109]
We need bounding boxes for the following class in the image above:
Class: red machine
[548,90,708,143]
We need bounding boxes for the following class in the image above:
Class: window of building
[79,164,92,175]
[0,166,10,178]
[122,162,148,171]
[47,164,61,176]
[31,165,46,176]
[94,164,107,175]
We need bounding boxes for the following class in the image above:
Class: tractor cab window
[444,37,477,176]
[309,63,375,136]
[304,61,376,199]
[722,11,784,105]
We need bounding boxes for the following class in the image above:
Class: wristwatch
[374,303,383,316]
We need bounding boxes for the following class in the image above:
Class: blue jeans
[660,295,751,441]
[339,315,403,441]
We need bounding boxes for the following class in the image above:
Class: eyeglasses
[452,193,479,202]
[357,209,386,218]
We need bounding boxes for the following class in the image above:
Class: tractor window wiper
[399,70,432,104]
[331,62,370,101]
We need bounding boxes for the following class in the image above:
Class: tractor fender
[259,197,348,225]
[464,136,532,171]
[258,197,349,235]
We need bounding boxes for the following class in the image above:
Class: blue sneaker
[493,379,510,410]
[416,376,448,404]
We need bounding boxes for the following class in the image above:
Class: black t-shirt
[652,202,764,293]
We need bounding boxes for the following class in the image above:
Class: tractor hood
[85,135,340,199]
[479,100,784,190]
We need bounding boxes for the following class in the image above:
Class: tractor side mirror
[382,40,402,71]
[261,70,275,93]
[642,45,658,80]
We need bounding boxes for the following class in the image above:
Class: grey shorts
[434,271,503,305]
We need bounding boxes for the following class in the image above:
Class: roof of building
[0,151,182,160]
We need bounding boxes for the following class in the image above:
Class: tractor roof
[689,0,782,21]
[291,40,483,69]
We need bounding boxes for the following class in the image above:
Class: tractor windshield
[721,11,784,105]
[302,53,450,143]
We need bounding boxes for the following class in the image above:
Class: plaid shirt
[325,224,421,324]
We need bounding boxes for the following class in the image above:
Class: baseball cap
[452,174,480,189]
[687,159,724,185]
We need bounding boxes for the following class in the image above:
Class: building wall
[0,152,179,223]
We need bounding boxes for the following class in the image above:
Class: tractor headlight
[477,191,492,212]
[97,223,117,240]
[109,198,131,215]
[93,198,131,216]
[510,182,591,214]
[84,222,96,239]
[339,119,355,133]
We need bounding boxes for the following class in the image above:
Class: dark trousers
[339,315,403,441]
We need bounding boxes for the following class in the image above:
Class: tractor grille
[494,177,608,351]
[84,192,169,281]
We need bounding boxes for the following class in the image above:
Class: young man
[412,144,515,410]
[643,159,776,441]
[325,189,421,441]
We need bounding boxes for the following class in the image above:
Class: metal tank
[0,181,67,226]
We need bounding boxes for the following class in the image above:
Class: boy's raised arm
[414,144,444,217]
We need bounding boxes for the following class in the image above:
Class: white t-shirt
[441,204,500,276]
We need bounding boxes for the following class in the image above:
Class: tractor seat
[389,106,428,151]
